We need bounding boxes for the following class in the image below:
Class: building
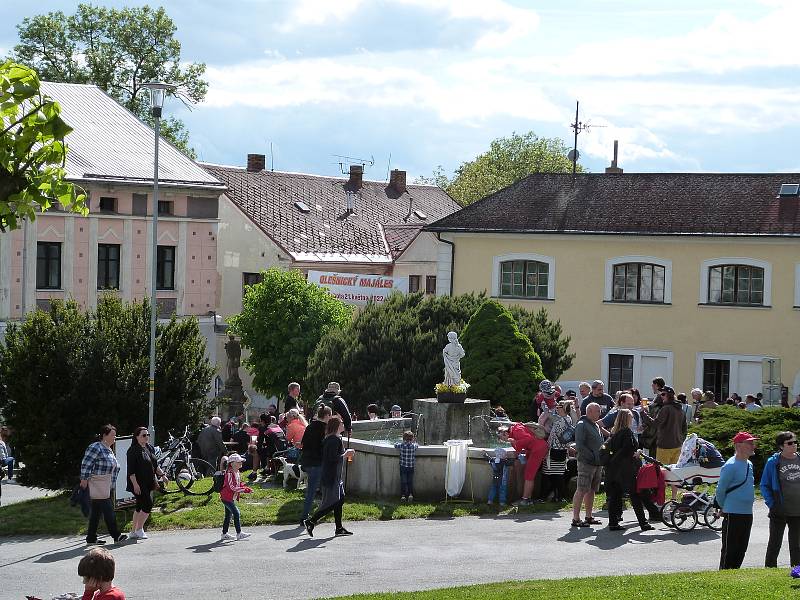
[426,171,800,401]
[202,155,461,405]
[0,82,226,384]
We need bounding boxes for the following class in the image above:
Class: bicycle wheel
[174,458,216,495]
[671,504,698,531]
[661,500,679,528]
[703,503,723,531]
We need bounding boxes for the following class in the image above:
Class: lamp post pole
[143,82,173,439]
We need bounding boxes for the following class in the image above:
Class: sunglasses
[659,392,668,397]
[139,433,150,438]
[786,440,798,446]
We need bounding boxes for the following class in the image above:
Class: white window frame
[492,253,555,300]
[695,352,770,395]
[601,347,674,393]
[604,256,672,304]
[699,257,772,306]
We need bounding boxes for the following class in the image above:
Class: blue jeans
[222,500,241,534]
[400,466,415,497]
[1,456,13,479]
[86,498,121,542]
[487,463,509,504]
[301,465,323,520]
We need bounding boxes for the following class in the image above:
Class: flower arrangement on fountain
[435,380,470,395]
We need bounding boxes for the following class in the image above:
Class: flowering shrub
[435,381,470,394]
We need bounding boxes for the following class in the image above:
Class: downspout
[436,232,455,296]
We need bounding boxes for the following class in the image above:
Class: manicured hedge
[690,405,800,477]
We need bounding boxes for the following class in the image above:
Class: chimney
[347,164,363,189]
[605,140,623,174]
[389,169,407,194]
[247,153,266,172]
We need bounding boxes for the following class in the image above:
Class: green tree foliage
[229,268,353,398]
[306,292,486,413]
[460,300,544,418]
[0,296,214,489]
[690,406,800,478]
[0,61,87,230]
[11,4,206,157]
[508,306,575,380]
[416,131,583,205]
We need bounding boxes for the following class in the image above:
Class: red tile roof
[203,164,459,262]
[426,173,800,236]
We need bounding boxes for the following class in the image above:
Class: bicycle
[155,426,216,496]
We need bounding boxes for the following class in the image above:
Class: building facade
[427,172,800,401]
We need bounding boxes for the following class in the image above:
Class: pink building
[0,83,226,329]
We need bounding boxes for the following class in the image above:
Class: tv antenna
[569,100,605,181]
[334,154,375,174]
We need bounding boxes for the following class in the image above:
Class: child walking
[77,547,126,599]
[394,431,418,501]
[219,453,253,541]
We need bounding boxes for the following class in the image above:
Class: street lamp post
[142,82,175,438]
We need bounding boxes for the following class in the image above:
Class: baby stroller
[640,453,722,532]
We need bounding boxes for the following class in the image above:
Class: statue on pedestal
[442,331,465,386]
[224,334,242,387]
[219,334,245,419]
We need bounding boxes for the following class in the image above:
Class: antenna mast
[569,100,605,183]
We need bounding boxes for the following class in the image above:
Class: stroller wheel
[661,501,679,529]
[703,504,723,531]
[672,505,698,531]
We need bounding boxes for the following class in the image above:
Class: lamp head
[142,82,175,118]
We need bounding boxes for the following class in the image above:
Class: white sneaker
[136,529,148,539]
[236,532,251,541]
[220,533,235,541]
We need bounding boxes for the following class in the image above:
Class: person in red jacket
[498,422,549,506]
[219,453,253,541]
[78,547,125,599]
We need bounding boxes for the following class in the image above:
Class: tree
[0,296,215,489]
[229,268,353,398]
[306,292,486,413]
[0,61,87,231]
[509,306,575,380]
[460,300,543,418]
[416,131,583,205]
[11,4,206,157]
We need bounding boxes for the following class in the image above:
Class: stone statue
[224,334,242,386]
[442,331,465,386]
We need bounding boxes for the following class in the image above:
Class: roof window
[294,201,311,213]
[778,183,799,197]
[413,209,427,220]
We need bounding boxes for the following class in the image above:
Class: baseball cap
[732,431,759,443]
[227,453,245,464]
[391,404,402,412]
[539,379,555,395]
[565,389,577,398]
[659,386,675,395]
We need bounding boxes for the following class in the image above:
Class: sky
[3,0,800,181]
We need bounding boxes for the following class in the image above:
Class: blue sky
[3,0,799,180]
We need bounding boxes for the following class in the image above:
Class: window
[426,275,437,295]
[703,359,730,401]
[156,246,175,290]
[608,354,634,396]
[132,193,148,216]
[708,264,764,305]
[242,272,263,296]
[99,197,116,212]
[158,200,173,215]
[36,242,61,289]
[97,244,120,289]
[499,260,548,299]
[612,263,665,303]
[408,275,420,293]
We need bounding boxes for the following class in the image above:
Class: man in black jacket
[284,382,302,414]
[299,404,332,524]
[314,382,352,433]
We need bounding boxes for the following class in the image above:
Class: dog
[274,455,308,490]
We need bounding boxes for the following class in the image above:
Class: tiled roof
[426,173,800,236]
[42,82,223,189]
[202,164,460,261]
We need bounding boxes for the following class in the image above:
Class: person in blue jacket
[760,431,800,568]
[717,431,758,570]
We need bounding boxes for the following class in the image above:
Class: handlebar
[639,453,672,471]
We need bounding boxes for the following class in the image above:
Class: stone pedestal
[218,383,246,420]
[412,398,492,446]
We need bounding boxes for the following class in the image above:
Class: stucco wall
[392,231,441,291]
[442,232,800,397]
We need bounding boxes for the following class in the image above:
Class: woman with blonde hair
[604,406,655,532]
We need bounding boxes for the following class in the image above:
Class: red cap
[732,431,759,443]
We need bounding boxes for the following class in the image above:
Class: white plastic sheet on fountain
[444,439,472,497]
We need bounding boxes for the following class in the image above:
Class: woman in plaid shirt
[80,424,126,545]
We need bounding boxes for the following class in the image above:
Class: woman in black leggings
[126,426,164,539]
[303,417,354,537]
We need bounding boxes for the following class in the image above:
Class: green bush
[509,306,575,380]
[460,300,544,418]
[690,405,800,477]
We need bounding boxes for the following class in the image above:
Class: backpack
[598,442,615,467]
[559,421,575,444]
[212,470,225,493]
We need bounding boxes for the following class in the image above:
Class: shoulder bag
[712,463,750,510]
[88,473,112,500]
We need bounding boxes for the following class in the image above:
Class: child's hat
[227,453,245,464]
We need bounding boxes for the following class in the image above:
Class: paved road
[1,502,784,600]
[0,480,55,506]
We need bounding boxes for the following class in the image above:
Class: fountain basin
[412,398,492,446]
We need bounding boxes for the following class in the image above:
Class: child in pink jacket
[219,453,253,541]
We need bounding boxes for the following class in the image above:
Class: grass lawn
[327,569,799,599]
[0,472,583,536]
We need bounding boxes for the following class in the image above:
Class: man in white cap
[390,405,403,419]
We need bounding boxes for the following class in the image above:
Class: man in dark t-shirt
[580,380,615,416]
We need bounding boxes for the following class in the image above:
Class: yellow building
[427,173,800,402]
